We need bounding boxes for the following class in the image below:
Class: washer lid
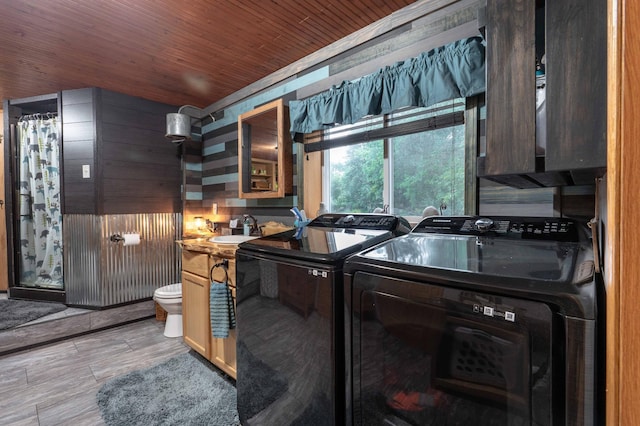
[238,213,410,264]
[238,226,393,264]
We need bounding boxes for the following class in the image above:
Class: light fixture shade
[165,113,192,140]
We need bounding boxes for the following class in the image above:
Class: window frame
[313,97,479,222]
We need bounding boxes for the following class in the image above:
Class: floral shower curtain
[18,116,63,289]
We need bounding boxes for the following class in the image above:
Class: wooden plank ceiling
[0,0,416,109]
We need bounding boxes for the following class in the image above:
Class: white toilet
[153,283,183,337]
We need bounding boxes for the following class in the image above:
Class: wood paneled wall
[62,88,182,215]
[62,88,96,214]
[198,95,298,225]
[196,0,485,224]
[607,0,640,423]
[194,0,597,226]
[0,109,6,291]
[98,89,181,214]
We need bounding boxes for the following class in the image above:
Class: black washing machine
[235,213,411,425]
[343,216,604,426]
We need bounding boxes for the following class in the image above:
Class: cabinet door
[182,270,211,359]
[545,0,607,176]
[484,0,536,176]
[210,257,237,379]
[210,306,237,379]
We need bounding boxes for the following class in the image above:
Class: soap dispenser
[243,215,251,236]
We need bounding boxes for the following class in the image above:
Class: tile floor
[0,293,91,326]
[0,318,189,425]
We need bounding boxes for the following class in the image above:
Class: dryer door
[349,272,556,425]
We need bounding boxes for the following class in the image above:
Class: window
[315,99,469,221]
[327,140,384,213]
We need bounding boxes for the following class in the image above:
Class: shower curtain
[18,115,63,289]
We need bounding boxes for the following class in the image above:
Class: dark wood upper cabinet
[545,0,607,175]
[480,0,607,188]
[484,0,536,178]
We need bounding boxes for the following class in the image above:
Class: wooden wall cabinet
[238,98,293,199]
[181,245,238,379]
[480,0,607,188]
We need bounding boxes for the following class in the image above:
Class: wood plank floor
[0,293,160,356]
[0,318,190,425]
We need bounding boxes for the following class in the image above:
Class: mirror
[238,98,292,199]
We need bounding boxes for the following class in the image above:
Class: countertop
[178,222,293,257]
[177,238,240,259]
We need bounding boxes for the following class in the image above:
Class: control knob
[343,215,355,224]
[474,218,494,232]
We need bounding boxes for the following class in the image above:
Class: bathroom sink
[208,235,259,245]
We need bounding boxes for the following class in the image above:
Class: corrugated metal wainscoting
[64,213,182,307]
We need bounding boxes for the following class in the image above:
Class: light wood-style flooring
[0,293,161,356]
[0,318,190,426]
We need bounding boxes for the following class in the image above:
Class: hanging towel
[210,280,236,338]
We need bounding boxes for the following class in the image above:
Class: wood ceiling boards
[0,0,416,109]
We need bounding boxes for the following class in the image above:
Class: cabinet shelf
[250,159,276,191]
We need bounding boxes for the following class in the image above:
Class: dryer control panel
[414,216,580,242]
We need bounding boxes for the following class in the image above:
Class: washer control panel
[310,213,409,231]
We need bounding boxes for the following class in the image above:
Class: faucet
[243,214,260,236]
[205,219,219,233]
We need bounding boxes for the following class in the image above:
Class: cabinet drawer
[182,251,209,277]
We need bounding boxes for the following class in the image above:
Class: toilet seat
[154,283,182,298]
[154,283,183,338]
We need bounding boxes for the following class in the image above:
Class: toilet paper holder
[110,234,125,243]
[109,233,142,243]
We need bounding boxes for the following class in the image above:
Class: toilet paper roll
[122,233,141,246]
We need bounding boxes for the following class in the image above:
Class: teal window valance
[289,37,485,139]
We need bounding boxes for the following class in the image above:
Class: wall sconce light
[165,105,219,144]
[193,216,205,230]
[192,215,218,233]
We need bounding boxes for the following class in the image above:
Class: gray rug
[0,299,67,330]
[96,351,240,425]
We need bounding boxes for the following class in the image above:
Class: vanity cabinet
[480,0,606,188]
[210,256,237,376]
[182,251,211,359]
[181,243,238,379]
[238,98,293,198]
